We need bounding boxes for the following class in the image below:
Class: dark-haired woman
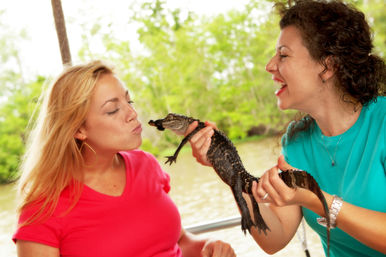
[187,1,386,256]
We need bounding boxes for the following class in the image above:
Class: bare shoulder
[16,240,59,257]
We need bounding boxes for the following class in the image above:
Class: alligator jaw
[148,119,165,131]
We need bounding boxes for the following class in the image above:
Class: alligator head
[148,113,196,135]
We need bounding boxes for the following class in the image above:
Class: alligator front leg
[165,136,190,165]
[165,127,201,165]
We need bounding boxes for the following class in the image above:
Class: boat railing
[185,216,241,234]
[186,216,311,257]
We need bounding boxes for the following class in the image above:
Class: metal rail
[186,216,311,257]
[185,216,241,234]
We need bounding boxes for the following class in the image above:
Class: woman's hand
[252,155,304,207]
[201,239,236,257]
[252,155,327,217]
[185,121,216,167]
[246,156,306,253]
[178,229,236,257]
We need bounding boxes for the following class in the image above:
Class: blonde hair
[18,60,113,226]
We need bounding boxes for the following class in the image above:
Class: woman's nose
[265,56,277,74]
[125,103,137,122]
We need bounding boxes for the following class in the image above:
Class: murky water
[0,137,324,257]
[0,183,18,257]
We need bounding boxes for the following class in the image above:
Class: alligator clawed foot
[249,194,270,235]
[253,208,270,236]
[165,156,177,165]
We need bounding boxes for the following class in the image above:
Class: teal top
[282,96,386,257]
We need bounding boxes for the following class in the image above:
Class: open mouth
[275,84,287,96]
[273,77,287,96]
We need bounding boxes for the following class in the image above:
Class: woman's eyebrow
[101,91,129,108]
[101,97,119,108]
[278,45,290,51]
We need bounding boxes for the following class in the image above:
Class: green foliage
[0,77,44,183]
[356,0,386,57]
[0,9,37,183]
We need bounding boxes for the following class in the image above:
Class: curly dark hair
[276,0,386,142]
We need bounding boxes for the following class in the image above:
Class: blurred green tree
[0,77,44,183]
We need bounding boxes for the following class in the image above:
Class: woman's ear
[74,127,87,141]
[320,56,335,83]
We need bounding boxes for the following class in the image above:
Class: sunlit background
[2,0,250,78]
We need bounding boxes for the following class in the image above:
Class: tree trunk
[51,0,72,67]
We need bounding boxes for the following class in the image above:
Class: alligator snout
[148,119,165,131]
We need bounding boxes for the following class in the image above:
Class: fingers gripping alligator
[149,113,331,251]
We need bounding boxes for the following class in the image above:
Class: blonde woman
[13,61,236,257]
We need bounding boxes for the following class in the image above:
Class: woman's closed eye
[107,109,119,115]
[279,54,288,60]
[106,100,134,115]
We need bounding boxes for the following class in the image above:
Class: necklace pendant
[321,134,343,168]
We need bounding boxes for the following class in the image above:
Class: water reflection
[0,183,18,257]
[0,137,324,257]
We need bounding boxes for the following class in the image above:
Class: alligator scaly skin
[149,113,330,248]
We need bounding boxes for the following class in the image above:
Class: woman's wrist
[178,230,207,257]
[317,195,343,228]
[296,188,331,217]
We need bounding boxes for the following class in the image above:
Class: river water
[0,137,324,257]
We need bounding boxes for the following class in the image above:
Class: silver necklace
[320,135,343,166]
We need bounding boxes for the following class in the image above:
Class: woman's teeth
[275,84,287,96]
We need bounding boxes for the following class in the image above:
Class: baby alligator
[149,113,330,252]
